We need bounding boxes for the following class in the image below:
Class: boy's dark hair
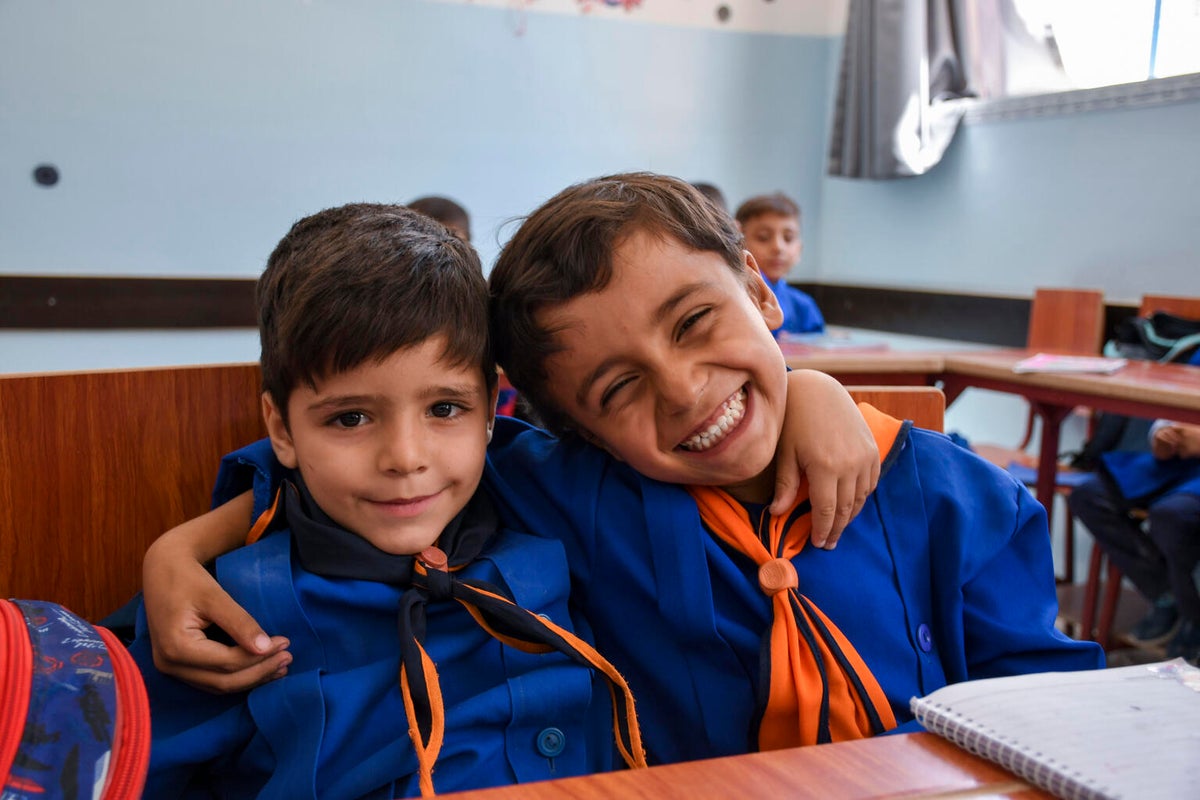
[490,172,745,435]
[734,193,801,227]
[690,181,728,214]
[258,203,493,423]
[408,195,471,242]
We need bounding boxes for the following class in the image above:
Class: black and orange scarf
[687,403,903,750]
[248,477,646,796]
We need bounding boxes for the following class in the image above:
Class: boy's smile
[539,230,788,503]
[262,337,495,555]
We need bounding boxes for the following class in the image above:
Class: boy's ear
[486,381,499,443]
[742,250,783,330]
[261,391,299,469]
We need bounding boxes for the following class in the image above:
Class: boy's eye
[332,411,368,428]
[677,308,710,339]
[600,376,635,409]
[430,402,463,419]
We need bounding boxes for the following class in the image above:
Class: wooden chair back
[847,386,945,432]
[0,363,945,622]
[1138,294,1200,321]
[0,363,265,621]
[1026,288,1106,355]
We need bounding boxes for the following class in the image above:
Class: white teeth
[680,388,746,452]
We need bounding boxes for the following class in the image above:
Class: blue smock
[194,417,1103,769]
[129,467,610,799]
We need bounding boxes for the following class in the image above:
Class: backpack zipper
[0,600,34,786]
[96,625,150,799]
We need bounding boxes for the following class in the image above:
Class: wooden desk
[940,350,1200,533]
[441,733,1049,799]
[783,351,946,386]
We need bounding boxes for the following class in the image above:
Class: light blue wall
[1,0,836,372]
[815,92,1200,305]
[1,0,835,282]
[4,0,1198,375]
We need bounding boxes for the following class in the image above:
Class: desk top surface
[943,350,1200,413]
[440,733,1049,799]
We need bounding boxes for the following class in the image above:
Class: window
[968,0,1200,123]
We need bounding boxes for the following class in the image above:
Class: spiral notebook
[910,660,1200,800]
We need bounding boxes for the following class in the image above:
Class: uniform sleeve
[210,438,286,517]
[913,430,1104,680]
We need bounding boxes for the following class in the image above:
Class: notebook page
[910,660,1200,800]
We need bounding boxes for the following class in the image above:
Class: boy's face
[263,336,496,555]
[741,212,802,283]
[538,230,787,503]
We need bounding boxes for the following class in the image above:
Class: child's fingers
[825,462,879,549]
[156,641,293,694]
[147,579,291,693]
[769,459,803,516]
[807,471,841,549]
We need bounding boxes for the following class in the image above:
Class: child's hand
[143,492,292,693]
[1153,421,1200,461]
[771,370,879,549]
[1150,424,1182,460]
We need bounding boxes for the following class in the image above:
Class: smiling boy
[128,204,646,798]
[143,174,1100,770]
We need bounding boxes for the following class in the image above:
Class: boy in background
[129,204,645,798]
[143,174,1100,767]
[735,192,824,336]
[1069,419,1200,663]
[408,194,471,242]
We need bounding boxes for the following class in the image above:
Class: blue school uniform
[765,275,824,335]
[212,417,1102,768]
[129,471,611,799]
[1100,451,1200,504]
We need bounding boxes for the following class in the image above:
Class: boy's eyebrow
[575,281,715,406]
[652,281,714,327]
[305,384,479,412]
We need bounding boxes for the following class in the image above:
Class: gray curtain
[827,0,1060,179]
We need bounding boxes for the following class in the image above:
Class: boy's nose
[378,423,428,475]
[655,367,704,415]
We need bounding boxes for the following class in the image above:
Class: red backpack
[1,599,149,799]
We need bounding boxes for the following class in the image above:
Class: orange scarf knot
[758,558,798,595]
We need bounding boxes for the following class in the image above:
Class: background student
[130,203,644,798]
[143,173,1100,767]
[407,194,471,243]
[1069,419,1200,663]
[735,192,824,336]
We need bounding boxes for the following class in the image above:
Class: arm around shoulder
[142,491,292,693]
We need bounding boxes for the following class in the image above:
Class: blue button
[917,623,933,653]
[536,727,566,758]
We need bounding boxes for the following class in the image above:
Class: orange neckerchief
[687,403,902,750]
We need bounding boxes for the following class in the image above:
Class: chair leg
[1080,545,1104,642]
[1062,504,1075,585]
[1096,561,1124,651]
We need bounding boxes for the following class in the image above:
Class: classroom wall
[4,0,1197,376]
[0,0,839,373]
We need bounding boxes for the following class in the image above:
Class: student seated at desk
[735,192,824,337]
[144,173,1101,769]
[128,204,648,798]
[1070,419,1200,663]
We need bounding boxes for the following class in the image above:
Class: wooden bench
[0,364,944,622]
[0,363,265,621]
